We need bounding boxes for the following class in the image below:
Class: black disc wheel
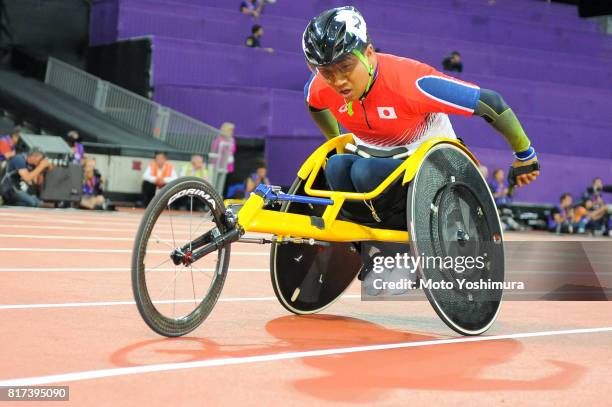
[270,176,362,314]
[407,144,504,335]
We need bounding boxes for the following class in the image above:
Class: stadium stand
[0,69,178,151]
[89,0,612,203]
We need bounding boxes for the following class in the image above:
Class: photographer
[0,148,49,207]
[244,159,270,195]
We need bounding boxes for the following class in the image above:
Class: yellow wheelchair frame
[236,134,476,243]
[131,133,504,338]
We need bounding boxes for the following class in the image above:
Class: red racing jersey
[305,53,481,149]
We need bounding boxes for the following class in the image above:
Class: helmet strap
[346,49,374,117]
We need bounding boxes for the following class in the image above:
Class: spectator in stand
[583,177,612,235]
[549,193,576,234]
[442,51,463,73]
[212,122,236,173]
[179,155,209,211]
[181,154,208,180]
[80,157,106,210]
[478,164,489,180]
[141,151,177,206]
[240,0,263,17]
[0,126,22,162]
[490,168,510,207]
[66,130,84,164]
[246,24,274,53]
[488,167,523,231]
[211,122,236,194]
[245,159,271,195]
[578,199,599,234]
[570,202,591,234]
[584,177,612,198]
[0,148,49,207]
[584,178,610,211]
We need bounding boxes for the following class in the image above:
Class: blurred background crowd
[0,0,610,237]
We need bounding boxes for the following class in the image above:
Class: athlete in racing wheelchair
[131,7,540,338]
[298,5,541,312]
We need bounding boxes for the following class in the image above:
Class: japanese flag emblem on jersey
[377,106,397,119]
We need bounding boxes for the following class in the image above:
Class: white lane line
[0,216,132,227]
[0,267,269,273]
[0,234,135,241]
[0,248,268,255]
[0,234,243,245]
[0,224,271,239]
[0,213,195,224]
[0,210,140,220]
[0,295,361,310]
[3,267,608,278]
[0,208,141,218]
[1,327,611,386]
[0,224,137,233]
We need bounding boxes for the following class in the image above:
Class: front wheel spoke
[146,257,172,272]
[190,265,197,305]
[192,264,215,281]
[151,233,175,250]
[168,205,177,249]
[191,215,214,240]
[157,266,186,299]
[173,269,177,318]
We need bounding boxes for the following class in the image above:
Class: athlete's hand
[509,157,540,187]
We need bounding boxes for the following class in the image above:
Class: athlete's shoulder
[378,53,480,115]
[378,53,437,77]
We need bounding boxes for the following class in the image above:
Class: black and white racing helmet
[302,6,370,67]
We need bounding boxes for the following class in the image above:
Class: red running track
[0,207,611,406]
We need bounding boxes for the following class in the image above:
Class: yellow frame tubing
[236,135,477,243]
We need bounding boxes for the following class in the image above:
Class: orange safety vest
[149,161,174,178]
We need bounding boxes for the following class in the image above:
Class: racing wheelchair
[131,135,505,337]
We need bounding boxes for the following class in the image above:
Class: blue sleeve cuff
[514,146,536,162]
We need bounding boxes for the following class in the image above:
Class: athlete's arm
[304,71,340,140]
[307,104,341,140]
[413,74,539,186]
[474,88,539,187]
[474,89,531,155]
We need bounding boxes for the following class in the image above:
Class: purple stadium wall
[90,0,612,203]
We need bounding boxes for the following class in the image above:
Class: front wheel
[131,177,230,337]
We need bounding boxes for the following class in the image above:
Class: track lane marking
[0,267,269,273]
[0,295,361,310]
[1,327,611,386]
[0,248,268,255]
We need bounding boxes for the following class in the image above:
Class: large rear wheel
[407,144,505,335]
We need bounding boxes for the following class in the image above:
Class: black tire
[131,177,230,337]
[270,177,362,315]
[407,144,504,336]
